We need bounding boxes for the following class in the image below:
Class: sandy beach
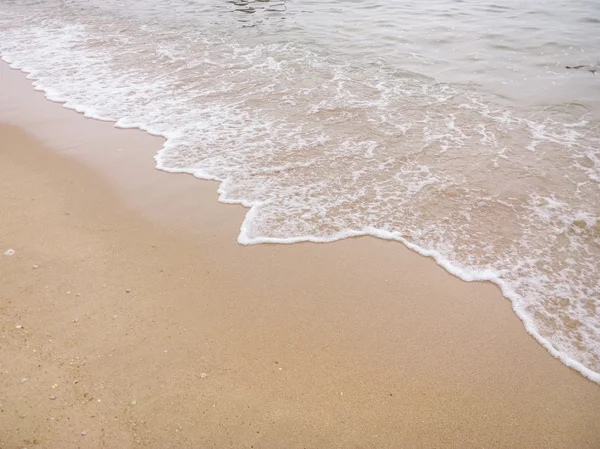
[1,61,600,448]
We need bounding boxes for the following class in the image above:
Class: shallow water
[1,0,599,381]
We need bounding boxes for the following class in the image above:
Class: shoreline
[1,62,600,447]
[3,58,598,385]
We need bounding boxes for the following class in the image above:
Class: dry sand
[1,62,599,448]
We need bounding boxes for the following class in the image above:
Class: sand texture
[1,63,599,448]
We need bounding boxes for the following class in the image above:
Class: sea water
[1,0,599,381]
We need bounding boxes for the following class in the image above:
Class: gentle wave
[1,0,599,382]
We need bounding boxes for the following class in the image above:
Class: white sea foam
[1,0,599,382]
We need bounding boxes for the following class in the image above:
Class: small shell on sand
[3,249,15,256]
[15,324,23,329]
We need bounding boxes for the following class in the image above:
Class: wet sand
[1,62,599,448]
